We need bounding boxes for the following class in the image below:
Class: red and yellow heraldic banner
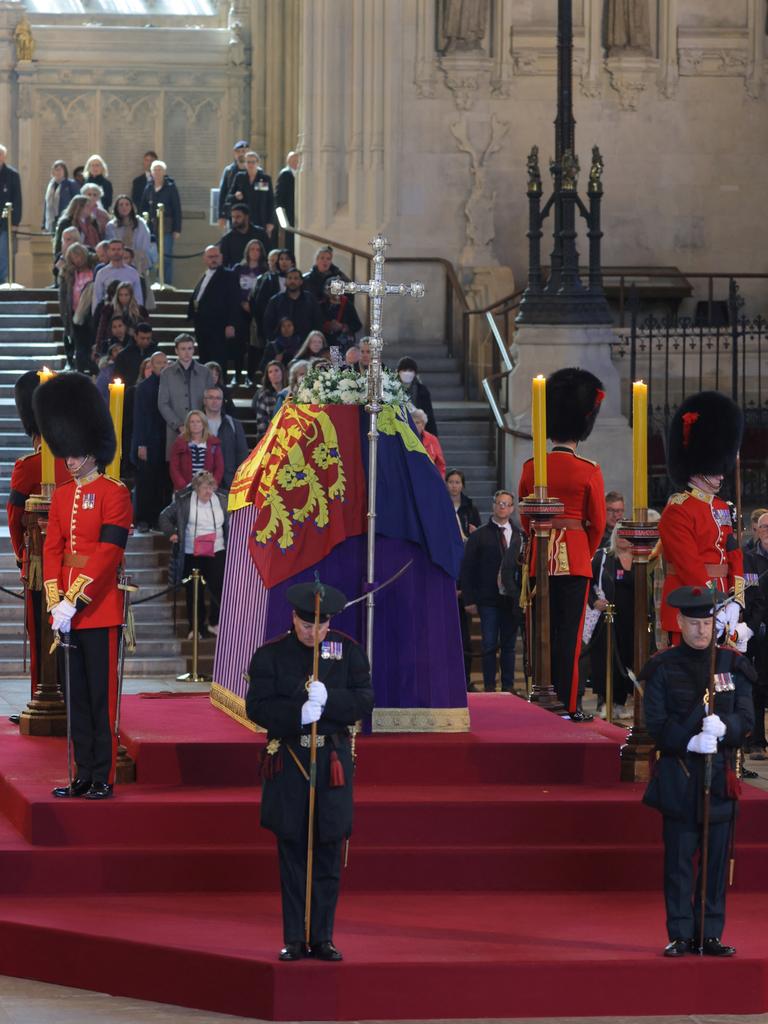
[228,404,367,588]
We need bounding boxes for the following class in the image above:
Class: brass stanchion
[604,601,615,725]
[177,568,209,682]
[19,487,67,736]
[618,515,659,781]
[114,573,139,784]
[151,203,172,292]
[520,486,566,713]
[0,202,23,290]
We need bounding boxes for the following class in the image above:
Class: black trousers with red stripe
[549,576,590,712]
[59,626,120,785]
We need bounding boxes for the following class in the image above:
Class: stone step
[0,302,52,314]
[0,315,54,329]
[0,329,59,341]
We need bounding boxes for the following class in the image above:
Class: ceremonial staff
[698,593,719,955]
[329,236,424,666]
[304,578,323,945]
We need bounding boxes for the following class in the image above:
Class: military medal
[82,493,96,510]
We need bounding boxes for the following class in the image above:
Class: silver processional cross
[329,234,425,666]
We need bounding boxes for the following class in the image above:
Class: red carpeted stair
[0,693,767,1019]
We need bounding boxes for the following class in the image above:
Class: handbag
[193,531,216,557]
[582,549,608,646]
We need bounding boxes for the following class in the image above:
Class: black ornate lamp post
[516,0,612,325]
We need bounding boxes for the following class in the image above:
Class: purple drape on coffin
[212,511,467,722]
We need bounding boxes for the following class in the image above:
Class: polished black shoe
[701,937,736,957]
[742,767,759,779]
[569,709,593,723]
[52,777,92,798]
[663,938,692,957]
[310,940,343,961]
[84,782,113,800]
[8,715,20,725]
[279,942,307,961]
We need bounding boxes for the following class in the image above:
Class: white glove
[307,680,327,706]
[300,700,322,726]
[701,714,727,739]
[731,621,754,653]
[51,599,77,634]
[715,601,740,636]
[687,731,718,755]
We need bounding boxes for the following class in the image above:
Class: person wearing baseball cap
[217,139,249,228]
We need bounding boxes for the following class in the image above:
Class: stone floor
[0,976,767,1024]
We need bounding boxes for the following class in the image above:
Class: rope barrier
[130,581,184,606]
[0,585,24,601]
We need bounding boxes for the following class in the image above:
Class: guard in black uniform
[246,582,374,962]
[642,585,755,957]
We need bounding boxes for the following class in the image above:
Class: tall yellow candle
[106,378,125,479]
[632,380,648,513]
[37,367,55,486]
[532,375,548,488]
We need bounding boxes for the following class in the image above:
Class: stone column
[0,2,19,151]
[250,0,299,176]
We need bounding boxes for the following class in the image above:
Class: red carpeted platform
[0,692,766,1019]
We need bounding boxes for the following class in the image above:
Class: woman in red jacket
[169,410,223,492]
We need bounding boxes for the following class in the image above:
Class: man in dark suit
[218,203,268,268]
[217,140,248,228]
[131,150,157,209]
[263,268,323,344]
[0,144,22,284]
[226,151,275,239]
[187,246,240,372]
[275,151,299,254]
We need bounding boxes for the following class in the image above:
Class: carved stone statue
[606,0,652,55]
[14,17,35,62]
[440,0,490,54]
[589,146,604,191]
[526,145,542,192]
[227,2,246,66]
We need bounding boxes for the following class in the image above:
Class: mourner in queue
[518,367,607,720]
[246,581,374,962]
[659,391,746,647]
[641,585,755,958]
[35,372,133,800]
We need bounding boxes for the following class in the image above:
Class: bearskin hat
[32,373,116,467]
[666,390,743,489]
[546,367,606,442]
[14,371,40,439]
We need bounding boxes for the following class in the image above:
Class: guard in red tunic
[34,373,133,800]
[660,391,745,647]
[518,368,606,720]
[6,372,69,702]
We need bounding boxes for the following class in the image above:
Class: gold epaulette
[667,491,690,506]
[103,474,128,489]
[573,453,597,466]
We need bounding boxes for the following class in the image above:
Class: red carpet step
[0,890,767,1020]
[0,693,766,1018]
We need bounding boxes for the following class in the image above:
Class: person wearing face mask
[396,357,437,435]
[659,392,747,648]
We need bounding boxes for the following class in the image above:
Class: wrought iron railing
[611,280,768,505]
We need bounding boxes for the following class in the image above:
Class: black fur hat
[546,367,606,442]
[14,371,40,438]
[32,372,116,466]
[666,390,743,489]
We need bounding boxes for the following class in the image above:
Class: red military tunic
[6,450,69,574]
[659,486,744,634]
[43,470,133,627]
[518,448,606,577]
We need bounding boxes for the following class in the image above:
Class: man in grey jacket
[203,384,249,488]
[157,334,214,457]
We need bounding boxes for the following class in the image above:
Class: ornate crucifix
[329,235,424,664]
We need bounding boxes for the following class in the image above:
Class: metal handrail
[275,211,469,351]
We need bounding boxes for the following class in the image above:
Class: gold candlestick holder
[617,512,659,782]
[520,486,566,714]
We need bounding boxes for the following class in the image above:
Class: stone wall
[296,0,768,316]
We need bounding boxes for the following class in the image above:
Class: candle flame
[112,378,123,386]
[535,374,546,381]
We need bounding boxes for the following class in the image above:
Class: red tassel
[329,750,345,788]
[260,748,283,780]
[726,766,742,800]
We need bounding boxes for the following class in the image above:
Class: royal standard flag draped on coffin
[228,402,463,589]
